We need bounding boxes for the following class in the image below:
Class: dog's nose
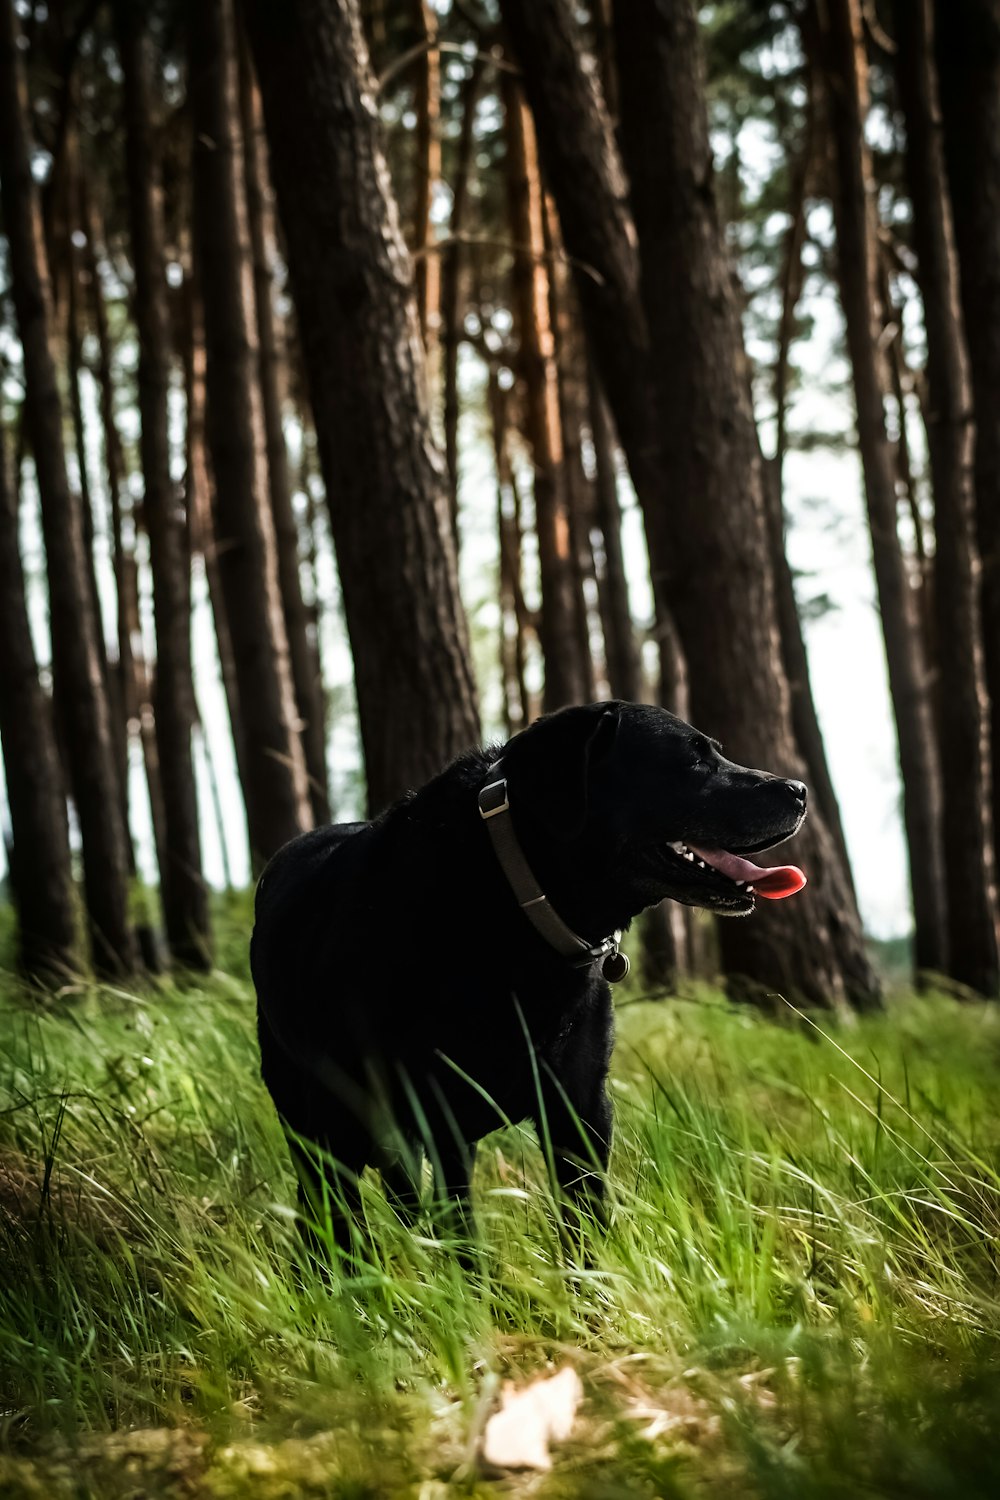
[784,779,807,806]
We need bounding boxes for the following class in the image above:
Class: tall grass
[1,915,999,1496]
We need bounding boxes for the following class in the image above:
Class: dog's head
[499,701,808,924]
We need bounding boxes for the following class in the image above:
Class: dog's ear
[532,702,621,840]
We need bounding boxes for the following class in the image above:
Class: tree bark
[546,197,599,701]
[809,0,948,979]
[0,0,137,974]
[180,262,251,818]
[611,0,878,1007]
[497,0,662,517]
[498,0,878,1008]
[765,127,856,898]
[240,0,480,814]
[503,72,591,710]
[489,367,532,736]
[935,0,1000,898]
[586,363,643,704]
[189,0,312,867]
[76,174,164,974]
[410,0,441,370]
[0,424,78,978]
[894,0,998,995]
[441,55,484,518]
[236,21,330,825]
[118,0,211,967]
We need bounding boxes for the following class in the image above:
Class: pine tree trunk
[180,262,251,819]
[767,89,855,896]
[189,0,312,867]
[895,0,998,996]
[489,368,532,735]
[586,363,643,704]
[441,55,484,517]
[411,0,441,369]
[0,0,137,975]
[75,174,164,973]
[499,0,879,1008]
[236,22,330,825]
[497,0,662,514]
[241,0,480,814]
[610,0,878,1008]
[118,1,211,967]
[0,426,78,978]
[546,200,598,701]
[935,0,1000,898]
[503,72,591,710]
[810,0,948,979]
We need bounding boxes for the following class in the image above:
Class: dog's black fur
[250,701,807,1255]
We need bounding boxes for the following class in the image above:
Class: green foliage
[1,957,999,1496]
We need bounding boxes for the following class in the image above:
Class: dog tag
[602,949,630,983]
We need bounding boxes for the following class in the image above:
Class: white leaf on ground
[481,1366,583,1471]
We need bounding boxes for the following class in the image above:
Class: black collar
[478,761,630,983]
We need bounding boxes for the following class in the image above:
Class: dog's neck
[478,761,630,984]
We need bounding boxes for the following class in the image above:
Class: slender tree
[0,423,78,978]
[616,0,879,1005]
[189,0,312,867]
[236,23,330,825]
[0,0,136,974]
[441,55,484,516]
[587,366,643,705]
[240,0,480,813]
[411,0,441,368]
[489,367,532,735]
[499,0,879,1007]
[117,0,211,966]
[807,0,947,978]
[935,0,1000,889]
[503,71,591,710]
[894,0,998,995]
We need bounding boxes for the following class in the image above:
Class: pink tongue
[689,845,807,901]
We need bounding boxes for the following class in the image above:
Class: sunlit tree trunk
[189,0,312,867]
[241,0,480,814]
[236,23,330,825]
[441,56,484,519]
[0,426,78,978]
[587,366,643,704]
[0,0,136,974]
[118,0,211,967]
[489,367,532,736]
[503,72,591,710]
[809,0,948,978]
[546,200,598,700]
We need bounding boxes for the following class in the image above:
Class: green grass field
[2,903,999,1497]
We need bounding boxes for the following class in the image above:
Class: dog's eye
[690,735,715,768]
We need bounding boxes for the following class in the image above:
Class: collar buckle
[478,777,510,820]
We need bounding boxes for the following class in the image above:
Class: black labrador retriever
[250,701,807,1257]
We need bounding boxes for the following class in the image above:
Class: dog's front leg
[535,1066,613,1235]
[534,995,615,1239]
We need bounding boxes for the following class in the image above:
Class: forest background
[2,2,1000,1495]
[4,0,999,1010]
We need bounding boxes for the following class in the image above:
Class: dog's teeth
[735,880,745,888]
